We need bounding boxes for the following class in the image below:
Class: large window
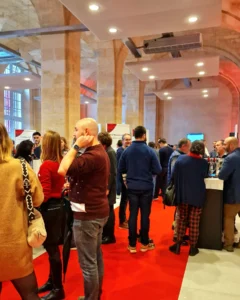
[4,64,26,74]
[4,90,23,139]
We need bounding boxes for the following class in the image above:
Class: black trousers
[103,205,115,239]
[119,183,128,224]
[154,174,161,198]
[0,272,40,300]
[44,245,63,289]
[41,198,64,289]
[159,168,168,196]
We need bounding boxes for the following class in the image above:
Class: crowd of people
[0,118,240,300]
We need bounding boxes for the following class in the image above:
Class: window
[4,64,26,74]
[4,90,23,139]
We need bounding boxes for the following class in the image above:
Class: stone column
[22,89,31,129]
[0,88,4,124]
[29,89,41,131]
[41,30,80,140]
[155,97,164,141]
[0,65,7,124]
[144,95,157,142]
[124,71,145,130]
[97,40,128,129]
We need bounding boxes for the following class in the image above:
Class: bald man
[219,137,240,252]
[59,118,110,300]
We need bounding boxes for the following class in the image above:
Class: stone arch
[222,0,240,33]
[30,0,65,27]
[215,72,240,131]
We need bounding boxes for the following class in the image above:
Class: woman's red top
[38,160,65,202]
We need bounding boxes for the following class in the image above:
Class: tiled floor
[179,217,240,300]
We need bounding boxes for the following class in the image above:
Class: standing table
[197,178,223,250]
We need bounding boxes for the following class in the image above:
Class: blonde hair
[0,123,12,163]
[61,137,69,151]
[41,130,62,163]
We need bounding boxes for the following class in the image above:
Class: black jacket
[107,146,117,205]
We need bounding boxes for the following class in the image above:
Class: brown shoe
[128,245,137,254]
[223,245,234,252]
[140,243,155,252]
[119,221,128,229]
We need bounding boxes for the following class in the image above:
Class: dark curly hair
[98,132,112,148]
[190,140,205,156]
[15,140,34,163]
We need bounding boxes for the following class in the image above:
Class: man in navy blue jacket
[119,126,162,253]
[219,137,240,252]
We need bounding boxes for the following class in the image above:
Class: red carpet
[2,200,189,300]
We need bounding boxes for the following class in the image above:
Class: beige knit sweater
[0,158,44,282]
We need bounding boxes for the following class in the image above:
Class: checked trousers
[177,203,202,246]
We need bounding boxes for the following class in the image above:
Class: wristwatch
[73,144,80,152]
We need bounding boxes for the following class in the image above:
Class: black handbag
[163,181,176,207]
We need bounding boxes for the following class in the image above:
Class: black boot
[38,276,53,293]
[169,242,181,255]
[41,289,65,300]
[42,259,65,300]
[189,246,199,256]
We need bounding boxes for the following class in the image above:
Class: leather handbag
[20,158,47,248]
[163,181,176,207]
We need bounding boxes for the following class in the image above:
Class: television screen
[187,133,204,142]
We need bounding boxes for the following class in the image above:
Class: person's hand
[64,182,70,189]
[106,189,109,196]
[75,136,94,148]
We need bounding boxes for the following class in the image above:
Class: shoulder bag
[20,158,47,248]
[163,180,176,207]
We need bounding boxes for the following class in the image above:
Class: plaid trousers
[177,203,202,246]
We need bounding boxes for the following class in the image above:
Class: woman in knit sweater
[37,131,65,300]
[0,124,44,299]
[169,141,208,256]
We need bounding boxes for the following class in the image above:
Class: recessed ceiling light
[24,77,31,81]
[142,67,149,72]
[202,90,208,93]
[167,96,172,100]
[188,16,198,23]
[85,101,89,104]
[196,62,204,67]
[89,4,99,11]
[164,92,169,96]
[149,75,155,80]
[109,27,117,33]
[198,71,205,76]
[203,94,209,98]
[4,86,10,89]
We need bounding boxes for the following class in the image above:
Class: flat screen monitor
[187,133,204,142]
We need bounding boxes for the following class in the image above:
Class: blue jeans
[128,189,153,247]
[73,217,108,300]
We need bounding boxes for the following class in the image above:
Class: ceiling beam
[80,83,96,94]
[0,24,89,39]
[124,38,142,58]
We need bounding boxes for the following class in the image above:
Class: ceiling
[60,0,221,40]
[154,87,219,101]
[0,73,41,89]
[125,55,219,81]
